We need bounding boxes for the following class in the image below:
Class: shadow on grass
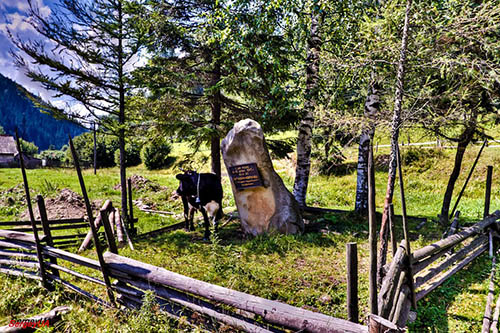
[132,210,372,257]
[131,208,449,257]
[409,254,491,332]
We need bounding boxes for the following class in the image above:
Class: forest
[0,74,85,151]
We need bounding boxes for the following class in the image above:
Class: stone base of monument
[221,119,304,235]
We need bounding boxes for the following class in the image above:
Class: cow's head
[175,171,197,196]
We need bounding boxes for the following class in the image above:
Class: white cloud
[0,0,51,19]
[0,0,29,12]
[0,12,36,36]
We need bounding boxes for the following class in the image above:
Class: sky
[0,0,56,100]
[0,0,149,121]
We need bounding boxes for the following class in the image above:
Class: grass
[0,136,499,332]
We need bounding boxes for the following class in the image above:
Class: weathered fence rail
[0,223,372,332]
[378,210,500,327]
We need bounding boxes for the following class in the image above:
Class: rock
[319,294,332,304]
[221,119,304,235]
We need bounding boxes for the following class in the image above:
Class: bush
[37,149,66,165]
[317,145,347,175]
[114,143,142,167]
[19,139,38,155]
[142,140,173,170]
[402,147,444,172]
[65,132,119,168]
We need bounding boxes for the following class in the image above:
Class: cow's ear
[176,174,187,180]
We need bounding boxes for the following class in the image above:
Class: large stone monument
[221,119,304,235]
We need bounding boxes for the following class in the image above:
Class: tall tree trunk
[117,2,128,225]
[377,0,412,286]
[439,128,475,225]
[211,64,222,178]
[355,82,380,214]
[293,7,322,207]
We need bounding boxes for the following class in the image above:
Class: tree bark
[377,0,412,286]
[355,82,379,214]
[293,7,322,207]
[117,1,128,226]
[211,63,222,178]
[439,134,474,225]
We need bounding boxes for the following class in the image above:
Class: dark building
[0,135,42,168]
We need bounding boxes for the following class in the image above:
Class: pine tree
[9,0,148,224]
[133,0,299,174]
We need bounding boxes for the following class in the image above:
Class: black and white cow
[175,171,223,240]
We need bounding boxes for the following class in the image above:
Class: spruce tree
[9,0,148,224]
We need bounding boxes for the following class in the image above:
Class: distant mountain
[0,73,86,151]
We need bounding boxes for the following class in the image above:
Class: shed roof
[0,135,18,155]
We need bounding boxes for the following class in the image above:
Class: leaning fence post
[346,242,358,323]
[101,208,118,254]
[450,139,487,220]
[485,166,493,219]
[69,135,116,307]
[396,145,417,309]
[37,195,60,278]
[389,203,397,257]
[15,130,52,291]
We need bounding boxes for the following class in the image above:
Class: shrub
[317,145,347,175]
[38,149,66,163]
[64,132,119,168]
[402,147,444,171]
[19,138,38,155]
[114,143,142,167]
[142,140,173,170]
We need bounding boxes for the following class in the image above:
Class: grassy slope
[0,136,499,332]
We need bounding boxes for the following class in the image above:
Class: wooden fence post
[127,178,137,236]
[37,195,60,278]
[389,203,397,257]
[484,166,493,219]
[69,135,116,307]
[101,208,118,254]
[347,242,359,323]
[482,257,496,332]
[396,145,417,309]
[15,130,52,291]
[368,139,378,314]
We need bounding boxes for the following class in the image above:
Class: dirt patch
[20,188,102,220]
[0,184,33,206]
[114,174,167,192]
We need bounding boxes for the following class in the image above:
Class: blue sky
[0,0,55,99]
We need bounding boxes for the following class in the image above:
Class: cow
[175,170,223,240]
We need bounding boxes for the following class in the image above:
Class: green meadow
[0,139,499,332]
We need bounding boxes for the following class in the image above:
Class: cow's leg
[188,206,196,231]
[212,215,218,234]
[204,201,220,234]
[199,206,211,240]
[215,200,223,233]
[181,196,190,231]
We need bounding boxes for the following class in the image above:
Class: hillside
[0,73,86,151]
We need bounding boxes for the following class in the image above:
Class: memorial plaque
[228,163,263,190]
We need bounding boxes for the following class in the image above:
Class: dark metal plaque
[228,163,263,190]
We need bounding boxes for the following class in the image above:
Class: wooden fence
[377,210,500,327]
[0,195,113,250]
[0,211,376,333]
